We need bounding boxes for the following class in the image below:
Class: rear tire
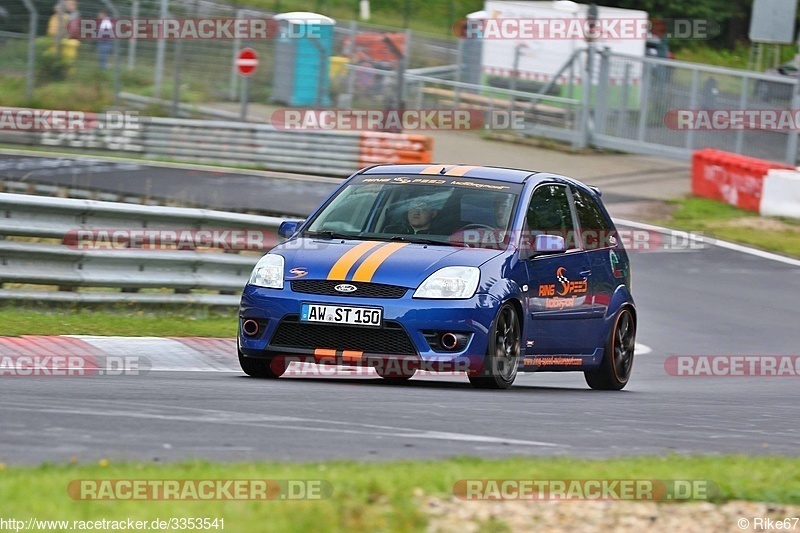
[238,350,286,379]
[584,307,636,391]
[469,303,521,390]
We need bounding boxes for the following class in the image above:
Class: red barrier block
[691,149,792,213]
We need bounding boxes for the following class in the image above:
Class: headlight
[248,254,284,289]
[413,266,480,299]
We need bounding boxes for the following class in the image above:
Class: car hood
[273,237,505,288]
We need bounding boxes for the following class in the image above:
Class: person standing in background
[97,10,113,70]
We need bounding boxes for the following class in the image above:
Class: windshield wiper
[389,235,450,246]
[304,230,361,240]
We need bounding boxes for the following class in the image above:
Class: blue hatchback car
[238,164,636,390]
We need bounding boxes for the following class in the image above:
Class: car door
[571,185,618,320]
[522,184,595,355]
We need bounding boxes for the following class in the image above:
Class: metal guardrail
[0,110,434,177]
[0,192,284,305]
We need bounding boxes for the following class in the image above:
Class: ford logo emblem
[334,284,357,293]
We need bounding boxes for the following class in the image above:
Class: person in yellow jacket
[47,0,80,62]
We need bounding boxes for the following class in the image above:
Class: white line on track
[615,218,800,268]
[0,400,560,448]
[635,343,652,355]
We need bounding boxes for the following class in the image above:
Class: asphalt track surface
[0,152,643,215]
[0,153,337,216]
[1,153,798,465]
[2,233,799,465]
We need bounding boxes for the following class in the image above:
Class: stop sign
[236,48,259,77]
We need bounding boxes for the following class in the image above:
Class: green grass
[675,41,796,71]
[656,196,800,258]
[246,0,480,36]
[0,456,798,532]
[0,307,237,337]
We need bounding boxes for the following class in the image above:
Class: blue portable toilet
[271,12,336,107]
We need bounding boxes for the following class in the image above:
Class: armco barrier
[761,169,800,219]
[0,108,434,177]
[691,149,793,213]
[0,192,283,305]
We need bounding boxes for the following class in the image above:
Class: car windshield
[304,177,521,248]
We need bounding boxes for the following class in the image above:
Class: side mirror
[278,220,303,238]
[532,234,566,255]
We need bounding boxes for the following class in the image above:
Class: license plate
[300,303,383,327]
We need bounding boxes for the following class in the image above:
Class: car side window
[572,187,614,250]
[524,184,577,249]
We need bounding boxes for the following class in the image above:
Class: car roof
[358,164,601,196]
[359,164,538,184]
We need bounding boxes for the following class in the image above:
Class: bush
[35,37,71,82]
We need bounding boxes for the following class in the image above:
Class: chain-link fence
[3,0,800,164]
[0,0,458,111]
[591,48,799,163]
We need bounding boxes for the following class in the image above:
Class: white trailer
[479,0,648,86]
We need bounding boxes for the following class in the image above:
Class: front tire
[238,350,286,379]
[469,303,521,390]
[375,367,415,383]
[584,307,636,390]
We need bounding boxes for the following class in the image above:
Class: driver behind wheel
[384,199,439,235]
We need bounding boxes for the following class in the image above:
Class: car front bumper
[238,284,502,372]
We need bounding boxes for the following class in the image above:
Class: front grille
[270,316,417,355]
[291,280,407,299]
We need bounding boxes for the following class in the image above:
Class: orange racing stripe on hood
[351,242,410,282]
[326,241,382,280]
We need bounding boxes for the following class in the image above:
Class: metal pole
[685,69,699,151]
[617,62,631,137]
[637,61,651,143]
[22,0,37,101]
[229,8,244,101]
[578,47,593,149]
[785,66,800,164]
[383,32,406,110]
[510,44,522,115]
[171,37,184,116]
[342,20,357,108]
[400,28,411,108]
[734,76,748,154]
[153,0,168,99]
[594,47,610,135]
[55,0,65,55]
[127,0,139,70]
[454,38,463,109]
[240,76,249,121]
